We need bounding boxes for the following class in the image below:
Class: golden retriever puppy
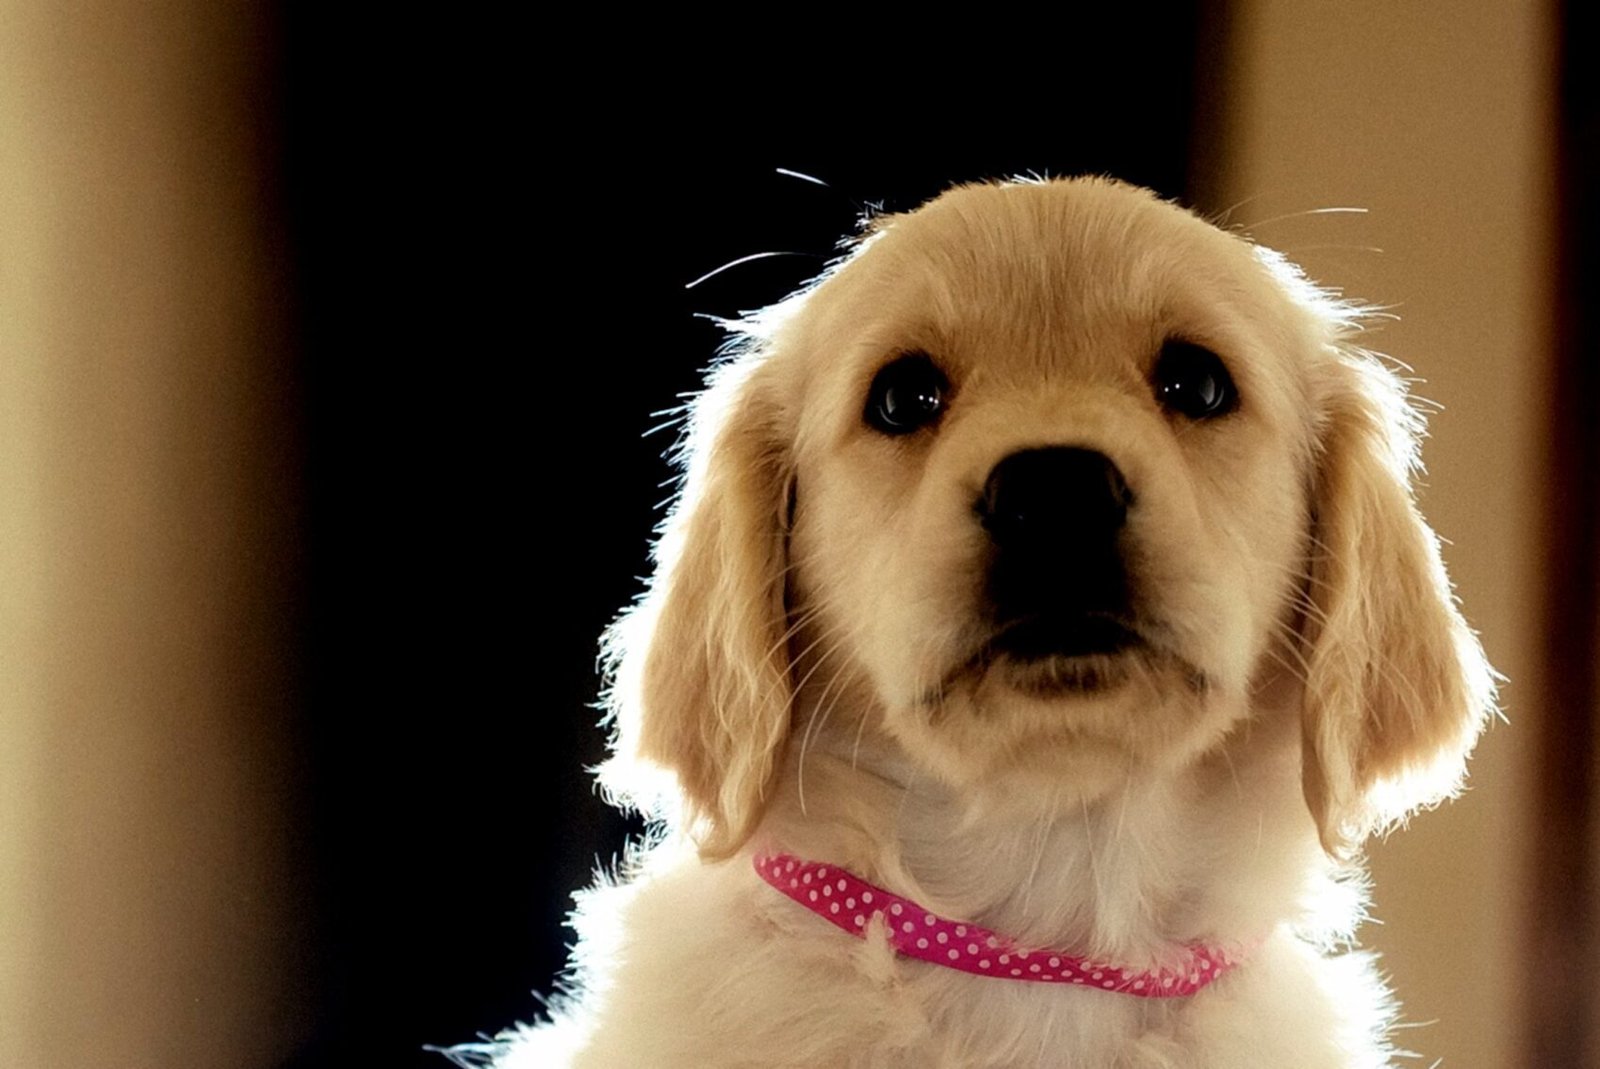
[489,177,1495,1068]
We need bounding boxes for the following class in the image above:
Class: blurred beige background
[0,6,302,1068]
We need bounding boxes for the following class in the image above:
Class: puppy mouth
[931,612,1149,700]
[990,612,1140,661]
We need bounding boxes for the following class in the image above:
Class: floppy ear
[600,352,794,858]
[1300,348,1497,856]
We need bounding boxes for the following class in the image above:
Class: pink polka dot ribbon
[754,853,1243,998]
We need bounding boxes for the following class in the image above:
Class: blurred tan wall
[0,6,302,1068]
[1199,4,1555,1067]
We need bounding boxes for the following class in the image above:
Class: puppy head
[602,178,1494,858]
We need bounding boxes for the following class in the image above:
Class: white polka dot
[802,873,812,884]
[967,943,979,954]
[1029,964,1041,973]
[785,861,795,872]
[830,903,839,914]
[1048,957,1061,968]
[890,903,902,916]
[789,879,797,888]
[822,885,831,897]
[1042,974,1054,980]
[817,868,828,878]
[1190,973,1199,984]
[955,925,967,936]
[916,938,928,949]
[924,914,936,926]
[1102,981,1113,988]
[854,915,865,927]
[1011,969,1022,976]
[1092,971,1102,980]
[1163,977,1174,988]
[999,955,1010,965]
[948,949,960,961]
[808,891,817,901]
[1017,951,1029,960]
[1199,960,1210,971]
[845,897,855,908]
[861,892,873,904]
[980,959,990,969]
[836,879,846,891]
[936,933,948,944]
[1073,978,1084,984]
[1134,980,1145,990]
[902,922,914,933]
[986,937,999,949]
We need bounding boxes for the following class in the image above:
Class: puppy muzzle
[977,446,1138,658]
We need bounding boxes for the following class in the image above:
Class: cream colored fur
[489,178,1496,1068]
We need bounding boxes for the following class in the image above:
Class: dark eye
[1152,340,1238,419]
[865,352,949,435]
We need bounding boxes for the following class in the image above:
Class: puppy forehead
[819,179,1274,374]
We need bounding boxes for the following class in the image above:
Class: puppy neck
[755,698,1337,965]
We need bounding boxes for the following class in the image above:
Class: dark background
[275,11,1225,1066]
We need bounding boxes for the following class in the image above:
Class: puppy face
[604,178,1494,857]
[781,182,1321,796]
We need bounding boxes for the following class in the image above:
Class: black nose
[978,447,1134,644]
[979,447,1132,554]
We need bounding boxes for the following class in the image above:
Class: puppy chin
[885,648,1229,801]
[986,649,1136,699]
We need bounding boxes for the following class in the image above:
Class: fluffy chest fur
[510,736,1389,1069]
[487,178,1494,1069]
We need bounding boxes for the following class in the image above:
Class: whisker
[850,695,875,771]
[1216,742,1245,804]
[774,167,830,187]
[684,250,820,290]
[796,654,863,814]
[1211,190,1273,231]
[763,602,831,668]
[778,619,851,707]
[1238,205,1369,234]
[1287,244,1385,256]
